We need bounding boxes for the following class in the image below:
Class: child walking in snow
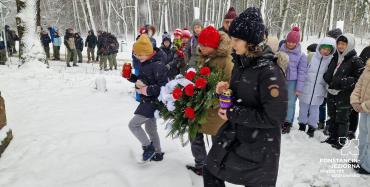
[298,37,337,137]
[126,35,168,162]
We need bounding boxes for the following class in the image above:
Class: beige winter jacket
[197,31,234,135]
[0,94,6,130]
[351,59,370,113]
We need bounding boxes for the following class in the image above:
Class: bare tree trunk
[147,0,152,25]
[279,0,290,40]
[99,0,105,30]
[85,0,97,33]
[260,0,266,23]
[134,0,138,39]
[302,0,311,41]
[80,0,90,32]
[329,0,335,30]
[320,0,330,38]
[106,0,111,32]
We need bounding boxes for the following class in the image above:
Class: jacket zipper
[308,57,323,115]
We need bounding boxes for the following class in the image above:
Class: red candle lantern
[122,63,132,78]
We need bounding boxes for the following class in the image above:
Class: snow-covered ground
[0,36,369,187]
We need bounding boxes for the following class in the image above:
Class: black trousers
[349,109,359,133]
[327,94,352,142]
[203,167,274,187]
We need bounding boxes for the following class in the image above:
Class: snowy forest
[1,0,370,41]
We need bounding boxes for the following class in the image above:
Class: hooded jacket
[299,37,336,105]
[196,31,234,135]
[324,34,365,105]
[279,43,307,92]
[351,59,370,113]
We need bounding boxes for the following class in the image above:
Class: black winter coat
[206,48,287,186]
[85,34,97,49]
[324,50,364,106]
[128,52,168,118]
[40,33,51,47]
[160,45,174,65]
[75,37,84,51]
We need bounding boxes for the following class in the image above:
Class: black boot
[348,131,356,140]
[151,152,165,161]
[321,136,337,145]
[357,166,370,175]
[306,126,316,138]
[331,137,346,150]
[282,122,292,134]
[299,123,307,132]
[186,165,203,176]
[318,122,325,130]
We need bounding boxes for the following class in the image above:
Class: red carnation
[172,87,183,100]
[184,107,195,119]
[195,78,207,89]
[184,84,195,96]
[200,67,211,77]
[185,71,196,81]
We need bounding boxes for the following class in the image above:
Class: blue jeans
[358,113,370,172]
[286,80,298,123]
[319,99,327,123]
[134,68,141,102]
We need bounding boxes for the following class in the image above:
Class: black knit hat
[229,7,265,46]
[307,43,318,52]
[327,28,342,39]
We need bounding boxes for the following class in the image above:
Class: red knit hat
[174,28,183,38]
[182,29,192,39]
[198,26,220,49]
[286,26,301,44]
[224,7,237,19]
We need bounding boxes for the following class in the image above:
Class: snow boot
[321,136,337,145]
[142,143,155,161]
[357,166,370,175]
[186,165,203,176]
[306,126,316,138]
[282,122,292,134]
[331,138,346,150]
[348,131,356,140]
[67,64,72,67]
[151,152,165,161]
[73,64,79,67]
[299,123,307,132]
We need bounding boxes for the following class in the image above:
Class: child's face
[231,37,247,55]
[337,41,348,53]
[286,42,297,50]
[319,48,332,56]
[194,25,202,35]
[148,30,153,37]
[135,54,150,62]
[199,44,216,56]
[223,19,233,31]
[164,41,170,48]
